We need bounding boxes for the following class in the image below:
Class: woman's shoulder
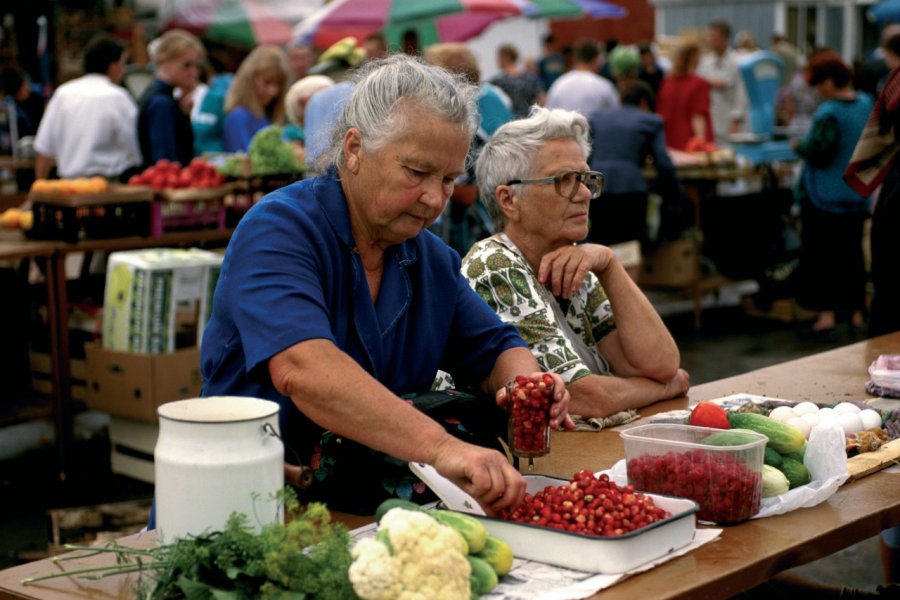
[461,235,530,278]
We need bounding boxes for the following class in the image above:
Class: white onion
[833,402,862,415]
[801,412,821,428]
[787,416,812,438]
[768,406,797,422]
[817,407,835,420]
[837,413,864,435]
[858,409,883,430]
[793,401,820,416]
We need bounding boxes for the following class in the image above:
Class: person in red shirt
[656,41,715,151]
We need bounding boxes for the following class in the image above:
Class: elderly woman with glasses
[199,55,573,516]
[463,107,690,419]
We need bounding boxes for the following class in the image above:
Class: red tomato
[688,402,730,429]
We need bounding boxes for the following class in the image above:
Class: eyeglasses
[506,170,604,200]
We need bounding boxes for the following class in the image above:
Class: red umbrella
[164,0,323,48]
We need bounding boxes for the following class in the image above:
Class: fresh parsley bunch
[24,492,356,600]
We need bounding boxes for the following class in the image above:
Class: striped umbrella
[163,0,322,48]
[295,0,626,48]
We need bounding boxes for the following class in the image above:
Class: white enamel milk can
[154,396,284,543]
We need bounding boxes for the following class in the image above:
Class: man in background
[537,34,566,89]
[363,32,388,62]
[33,34,141,180]
[489,43,545,117]
[698,20,748,147]
[547,39,619,116]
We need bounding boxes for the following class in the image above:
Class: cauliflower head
[349,508,471,600]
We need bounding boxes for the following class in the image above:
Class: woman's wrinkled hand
[664,368,691,399]
[538,244,615,299]
[431,437,526,515]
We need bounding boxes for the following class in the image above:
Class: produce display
[0,207,32,230]
[127,158,225,190]
[355,499,515,599]
[30,176,109,195]
[679,398,894,501]
[23,499,355,599]
[219,126,303,178]
[501,470,672,536]
[506,374,554,457]
[719,397,897,456]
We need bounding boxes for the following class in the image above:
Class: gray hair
[476,106,591,231]
[323,53,480,172]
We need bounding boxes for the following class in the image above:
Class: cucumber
[374,498,423,524]
[475,535,514,576]
[761,464,790,497]
[726,412,806,454]
[701,429,765,447]
[763,447,784,468]
[467,555,499,596]
[432,509,488,553]
[779,457,811,489]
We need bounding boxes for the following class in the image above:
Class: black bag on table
[293,390,507,515]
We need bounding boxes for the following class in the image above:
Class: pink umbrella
[164,0,322,48]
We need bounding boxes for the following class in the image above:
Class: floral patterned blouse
[461,233,617,384]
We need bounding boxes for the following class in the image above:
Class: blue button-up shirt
[200,170,526,459]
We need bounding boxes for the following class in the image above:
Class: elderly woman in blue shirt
[200,54,573,515]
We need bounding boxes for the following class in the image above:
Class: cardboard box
[85,344,202,423]
[102,248,222,354]
[639,239,700,288]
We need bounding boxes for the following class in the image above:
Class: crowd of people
[2,17,900,586]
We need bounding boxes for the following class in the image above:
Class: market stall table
[0,333,897,599]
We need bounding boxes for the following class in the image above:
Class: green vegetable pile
[219,126,304,178]
[250,126,303,176]
[23,493,354,599]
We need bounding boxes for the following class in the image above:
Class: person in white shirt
[697,20,749,147]
[34,34,142,180]
[546,39,619,117]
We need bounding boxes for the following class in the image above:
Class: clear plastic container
[620,423,766,524]
[506,377,553,458]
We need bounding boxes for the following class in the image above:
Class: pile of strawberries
[128,158,225,191]
[502,470,671,537]
[507,374,554,457]
[626,449,761,523]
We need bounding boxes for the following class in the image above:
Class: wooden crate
[29,350,86,401]
[47,500,151,557]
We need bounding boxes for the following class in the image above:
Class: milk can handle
[262,423,314,489]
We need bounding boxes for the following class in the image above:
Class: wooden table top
[1,333,898,600]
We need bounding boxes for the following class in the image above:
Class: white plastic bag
[753,421,848,518]
[867,354,900,398]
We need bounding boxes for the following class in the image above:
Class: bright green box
[102,248,222,354]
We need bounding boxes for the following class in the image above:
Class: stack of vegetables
[219,126,304,178]
[688,402,811,497]
[24,492,515,600]
[350,499,514,599]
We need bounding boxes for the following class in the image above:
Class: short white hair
[284,74,335,125]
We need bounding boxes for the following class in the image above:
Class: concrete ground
[0,285,889,591]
